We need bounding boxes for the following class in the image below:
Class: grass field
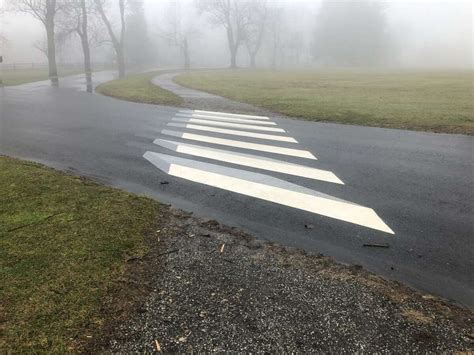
[175,69,474,134]
[0,156,160,352]
[96,71,183,106]
[1,68,87,86]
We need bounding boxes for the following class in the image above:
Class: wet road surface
[1,73,473,307]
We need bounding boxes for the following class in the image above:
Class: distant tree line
[196,0,391,68]
[2,0,393,88]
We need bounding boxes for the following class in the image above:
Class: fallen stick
[157,249,179,257]
[6,212,64,233]
[363,243,390,248]
[155,339,161,352]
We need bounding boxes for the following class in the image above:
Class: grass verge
[0,156,160,352]
[175,69,474,135]
[96,71,183,106]
[1,68,86,86]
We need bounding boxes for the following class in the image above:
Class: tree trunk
[95,0,126,78]
[118,0,126,78]
[80,36,93,92]
[46,25,58,86]
[117,47,125,78]
[271,41,278,68]
[183,38,190,71]
[80,0,92,92]
[45,0,58,86]
[226,26,238,69]
[249,52,256,68]
[247,29,265,69]
[229,45,238,69]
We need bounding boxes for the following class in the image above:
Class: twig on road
[363,243,390,248]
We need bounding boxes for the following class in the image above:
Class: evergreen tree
[312,0,390,66]
[126,0,156,67]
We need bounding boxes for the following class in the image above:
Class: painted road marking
[176,113,277,125]
[172,117,285,133]
[143,152,393,234]
[167,122,297,143]
[179,109,269,120]
[161,130,318,160]
[154,139,343,184]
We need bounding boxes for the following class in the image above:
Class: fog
[0,0,472,70]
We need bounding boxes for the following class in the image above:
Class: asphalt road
[1,74,473,307]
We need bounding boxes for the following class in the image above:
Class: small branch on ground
[7,212,65,233]
[157,249,179,257]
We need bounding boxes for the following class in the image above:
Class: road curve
[1,73,473,307]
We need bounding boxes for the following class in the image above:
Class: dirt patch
[91,208,473,352]
[402,309,434,324]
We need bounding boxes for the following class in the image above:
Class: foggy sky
[0,0,472,69]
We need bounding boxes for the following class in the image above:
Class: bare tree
[33,37,48,58]
[8,0,62,85]
[161,0,198,70]
[34,28,67,61]
[287,31,305,66]
[77,0,92,91]
[244,0,268,68]
[196,0,250,69]
[94,0,125,78]
[59,0,94,91]
[267,7,284,68]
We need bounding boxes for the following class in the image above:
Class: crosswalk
[143,109,394,234]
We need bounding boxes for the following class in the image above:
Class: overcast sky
[0,0,472,68]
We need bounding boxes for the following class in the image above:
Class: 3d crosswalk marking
[161,130,318,160]
[145,110,394,234]
[167,122,297,142]
[143,152,393,234]
[179,109,270,120]
[154,139,342,184]
[171,117,286,132]
[176,113,277,125]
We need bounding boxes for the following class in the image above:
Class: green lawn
[96,71,183,106]
[1,68,86,86]
[175,69,474,135]
[0,156,160,352]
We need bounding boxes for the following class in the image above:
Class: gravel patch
[105,208,473,352]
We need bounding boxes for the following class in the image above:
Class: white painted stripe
[143,152,394,234]
[160,130,317,160]
[179,109,269,120]
[172,117,285,133]
[167,122,297,143]
[176,113,276,125]
[154,139,343,184]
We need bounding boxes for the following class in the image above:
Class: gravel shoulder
[97,208,473,352]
